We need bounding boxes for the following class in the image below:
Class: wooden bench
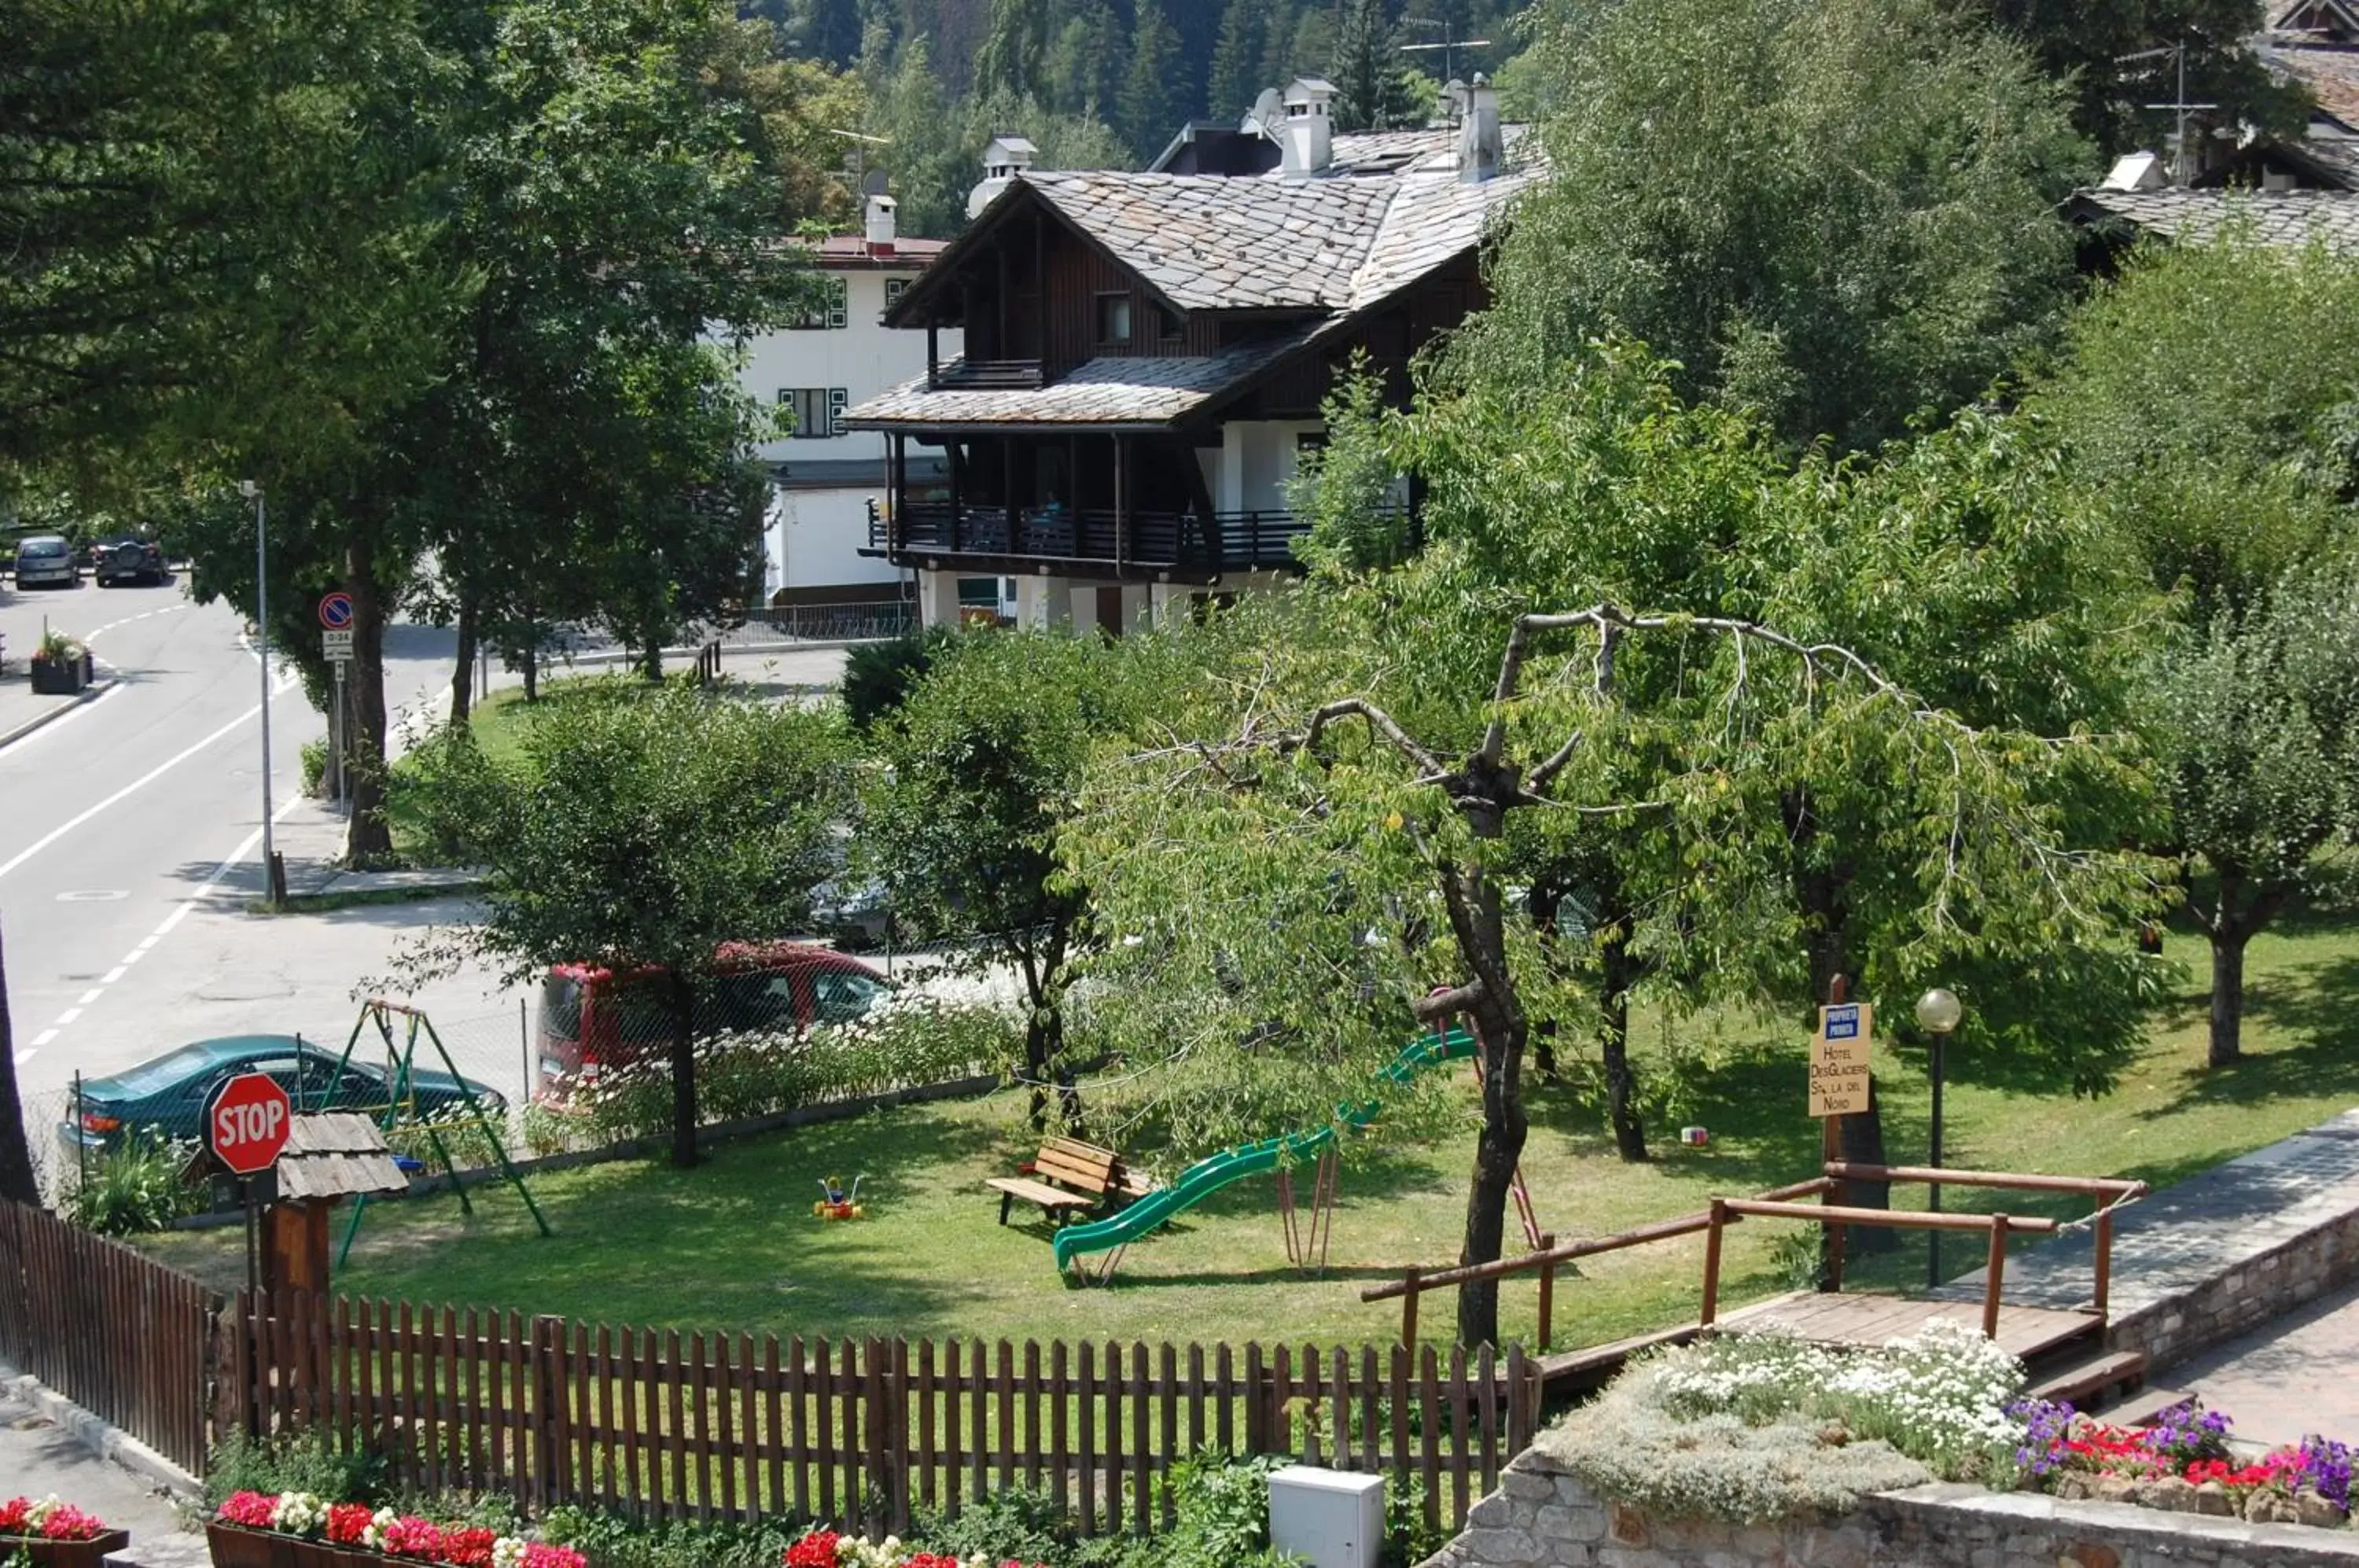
[986,1138,1151,1227]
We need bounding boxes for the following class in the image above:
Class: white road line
[101,966,127,984]
[135,935,158,951]
[0,701,263,881]
[115,950,143,968]
[54,1007,81,1025]
[76,988,101,1005]
[31,1030,56,1047]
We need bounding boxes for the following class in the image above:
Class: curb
[0,1366,204,1501]
[0,675,119,751]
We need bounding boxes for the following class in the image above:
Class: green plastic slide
[1051,1027,1476,1272]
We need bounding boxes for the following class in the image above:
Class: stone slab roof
[2073,186,2359,251]
[275,1113,409,1202]
[847,329,1316,430]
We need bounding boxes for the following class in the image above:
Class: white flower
[362,1507,400,1550]
[23,1496,61,1528]
[493,1537,528,1568]
[269,1493,326,1535]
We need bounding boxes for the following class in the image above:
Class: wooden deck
[1717,1290,2103,1362]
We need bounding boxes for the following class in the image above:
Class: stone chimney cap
[985,134,1040,159]
[1286,77,1337,101]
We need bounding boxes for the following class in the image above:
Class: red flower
[381,1517,444,1560]
[39,1505,106,1541]
[0,1499,29,1533]
[217,1493,279,1529]
[439,1526,498,1567]
[521,1548,589,1568]
[785,1530,841,1568]
[326,1504,375,1546]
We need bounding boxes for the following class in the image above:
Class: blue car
[61,1034,506,1153]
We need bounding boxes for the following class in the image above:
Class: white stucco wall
[735,270,959,462]
[1219,419,1327,513]
[764,488,905,596]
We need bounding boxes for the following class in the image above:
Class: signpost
[204,1071,293,1296]
[1809,1000,1874,1117]
[318,594,354,806]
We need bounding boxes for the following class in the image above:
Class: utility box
[1268,1465,1386,1568]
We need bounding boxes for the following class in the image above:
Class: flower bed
[783,1528,1041,1568]
[2012,1397,2353,1529]
[209,1493,584,1568]
[0,1494,131,1568]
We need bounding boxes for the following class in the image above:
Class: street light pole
[241,480,275,903]
[1916,986,1963,1289]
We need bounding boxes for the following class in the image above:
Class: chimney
[968,134,1039,220]
[1281,78,1334,177]
[1456,72,1502,182]
[864,193,897,254]
[2100,151,2168,193]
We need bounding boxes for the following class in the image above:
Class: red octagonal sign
[205,1073,293,1176]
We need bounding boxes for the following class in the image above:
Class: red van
[535,940,889,1096]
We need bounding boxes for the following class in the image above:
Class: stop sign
[205,1073,293,1176]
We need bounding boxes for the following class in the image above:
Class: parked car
[12,534,81,589]
[93,535,167,587]
[535,940,889,1096]
[59,1034,507,1154]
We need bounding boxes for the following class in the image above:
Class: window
[811,972,885,1025]
[885,278,910,313]
[1095,293,1132,345]
[1156,305,1183,342]
[793,275,849,329]
[779,387,848,440]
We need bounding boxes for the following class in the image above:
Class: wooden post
[1819,974,1848,1293]
[1535,1234,1556,1352]
[2092,1209,2113,1324]
[1699,1201,1727,1327]
[1400,1268,1419,1351]
[532,1314,565,1507]
[1982,1215,2010,1340]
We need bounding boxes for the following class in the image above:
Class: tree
[973,0,1048,101]
[863,632,1145,1129]
[1330,0,1416,133]
[410,680,856,1165]
[1117,0,1185,160]
[1956,0,2305,156]
[1491,0,2087,454]
[0,918,37,1206]
[2153,562,2359,1066]
[1209,0,1267,121]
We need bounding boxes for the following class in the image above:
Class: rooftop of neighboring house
[807,233,950,270]
[2069,184,2359,252]
[849,76,1533,432]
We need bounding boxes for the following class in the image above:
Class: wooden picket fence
[0,1199,218,1474]
[236,1289,1544,1536]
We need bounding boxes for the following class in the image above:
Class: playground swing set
[328,999,550,1268]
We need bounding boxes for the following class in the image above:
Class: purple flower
[2008,1397,2076,1477]
[2298,1435,2352,1511]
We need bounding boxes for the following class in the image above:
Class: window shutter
[829,278,848,329]
[828,388,848,436]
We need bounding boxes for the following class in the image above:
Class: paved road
[0,580,514,1127]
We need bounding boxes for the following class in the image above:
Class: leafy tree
[410,680,856,1165]
[1958,0,2305,156]
[2031,227,2359,616]
[841,624,955,731]
[1117,0,1186,160]
[1209,0,1267,122]
[2152,561,2359,1066]
[1490,0,2087,454]
[864,632,1147,1130]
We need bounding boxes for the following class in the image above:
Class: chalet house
[845,77,1534,631]
[734,193,957,617]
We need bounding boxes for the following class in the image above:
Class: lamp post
[241,480,275,904]
[1915,986,1963,1288]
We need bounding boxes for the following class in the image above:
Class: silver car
[12,535,81,588]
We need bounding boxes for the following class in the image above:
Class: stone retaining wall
[1419,1446,2359,1568]
[2110,1194,2359,1371]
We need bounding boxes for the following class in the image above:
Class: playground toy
[1051,1026,1480,1279]
[814,1174,867,1220]
[1680,1125,1710,1147]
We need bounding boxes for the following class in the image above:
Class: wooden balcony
[928,359,1045,390]
[869,502,1314,578]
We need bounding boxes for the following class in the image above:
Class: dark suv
[94,535,166,587]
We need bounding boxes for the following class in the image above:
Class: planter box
[28,656,88,696]
[206,1522,390,1568]
[0,1531,133,1568]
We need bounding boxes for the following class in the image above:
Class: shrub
[207,1432,385,1508]
[537,1505,805,1568]
[64,1132,205,1235]
[916,1483,1067,1564]
[301,738,329,797]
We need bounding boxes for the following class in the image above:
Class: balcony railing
[871,503,1315,574]
[928,359,1045,390]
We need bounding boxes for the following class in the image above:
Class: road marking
[135,935,158,951]
[0,701,266,881]
[101,966,127,984]
[54,1007,81,1025]
[115,949,143,968]
[56,889,129,902]
[76,988,101,1006]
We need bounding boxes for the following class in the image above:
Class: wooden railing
[871,504,1313,574]
[1365,1162,2147,1353]
[0,1200,219,1475]
[929,359,1044,390]
[1362,1177,1838,1350]
[236,1290,1543,1535]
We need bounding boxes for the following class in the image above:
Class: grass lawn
[140,902,2359,1353]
